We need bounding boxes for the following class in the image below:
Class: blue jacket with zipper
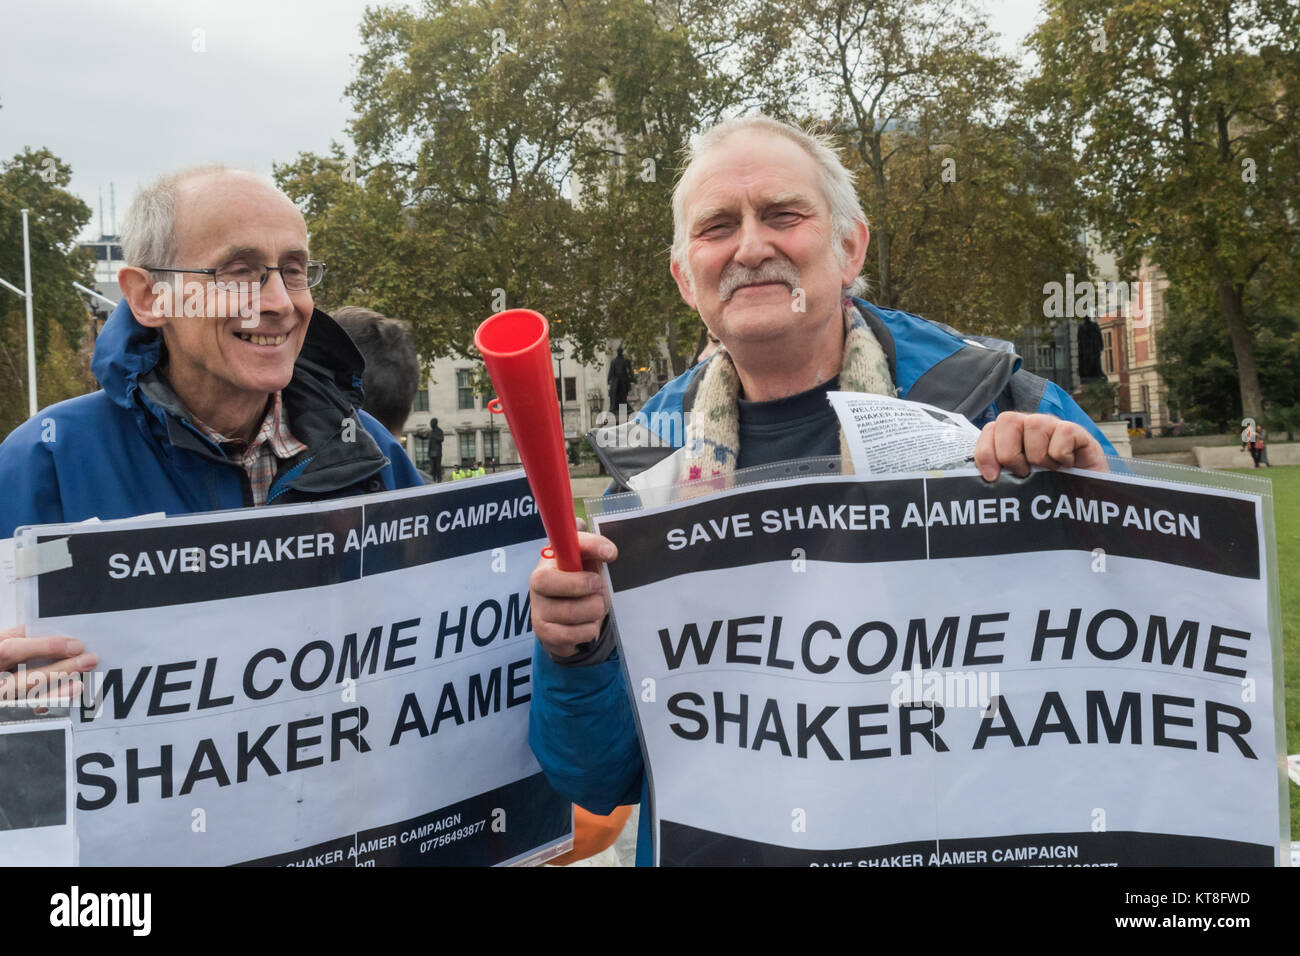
[528,298,1117,866]
[0,299,424,539]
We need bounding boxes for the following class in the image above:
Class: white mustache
[719,260,801,301]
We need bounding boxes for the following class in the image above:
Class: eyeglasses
[144,259,326,291]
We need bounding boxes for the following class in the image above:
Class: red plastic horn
[474,309,582,572]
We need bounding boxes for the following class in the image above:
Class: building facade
[1097,259,1171,433]
[75,234,124,335]
[1015,319,1080,394]
[76,234,125,303]
[398,343,674,477]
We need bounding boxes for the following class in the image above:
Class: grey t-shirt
[736,375,841,470]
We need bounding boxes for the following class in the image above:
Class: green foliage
[1158,303,1240,428]
[278,0,1300,408]
[1226,464,1300,836]
[277,0,752,379]
[1076,377,1118,422]
[738,0,1086,338]
[0,149,97,435]
[1268,403,1300,441]
[1159,280,1300,429]
[1031,0,1300,419]
[280,0,1096,378]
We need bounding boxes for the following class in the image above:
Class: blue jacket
[529,298,1116,866]
[0,299,424,539]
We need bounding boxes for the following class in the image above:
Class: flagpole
[21,209,36,418]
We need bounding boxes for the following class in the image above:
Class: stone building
[1097,258,1171,433]
[399,343,673,476]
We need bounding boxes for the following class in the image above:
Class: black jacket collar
[136,309,389,499]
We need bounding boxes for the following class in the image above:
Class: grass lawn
[575,469,1299,841]
[1227,467,1298,840]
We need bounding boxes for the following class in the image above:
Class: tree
[1031,0,1300,421]
[735,0,1087,338]
[1159,278,1300,431]
[563,0,759,375]
[277,0,754,379]
[845,106,1089,338]
[0,149,97,437]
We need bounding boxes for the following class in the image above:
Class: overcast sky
[0,0,1045,241]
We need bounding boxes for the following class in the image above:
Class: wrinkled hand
[0,627,97,700]
[529,519,617,660]
[974,412,1109,482]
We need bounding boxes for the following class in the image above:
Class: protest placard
[13,473,571,866]
[592,467,1286,866]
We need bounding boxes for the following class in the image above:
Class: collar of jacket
[586,297,1023,490]
[852,298,1021,420]
[92,299,389,498]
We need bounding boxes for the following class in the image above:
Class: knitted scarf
[679,303,896,485]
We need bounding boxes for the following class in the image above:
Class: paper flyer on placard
[828,391,980,474]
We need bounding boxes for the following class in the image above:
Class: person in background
[1242,420,1263,468]
[607,346,634,420]
[427,418,445,482]
[332,306,430,483]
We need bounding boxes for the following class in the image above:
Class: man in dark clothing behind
[427,418,445,482]
[333,306,431,483]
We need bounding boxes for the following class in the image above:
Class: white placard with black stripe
[593,467,1285,866]
[15,473,571,866]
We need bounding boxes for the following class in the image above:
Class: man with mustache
[526,115,1114,865]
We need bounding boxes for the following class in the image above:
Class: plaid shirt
[192,392,308,505]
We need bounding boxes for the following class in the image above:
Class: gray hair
[671,115,869,298]
[119,164,281,270]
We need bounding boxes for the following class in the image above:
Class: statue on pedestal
[1077,316,1104,380]
[607,345,633,419]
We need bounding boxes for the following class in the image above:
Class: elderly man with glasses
[0,165,422,694]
